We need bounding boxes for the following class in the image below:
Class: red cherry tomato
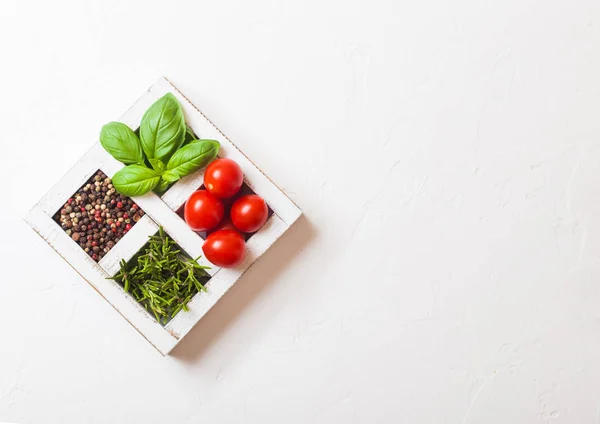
[202,230,245,268]
[204,158,244,198]
[184,190,224,232]
[231,194,268,233]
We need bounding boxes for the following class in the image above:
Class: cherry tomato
[231,194,268,233]
[184,190,224,232]
[202,230,245,268]
[204,158,244,198]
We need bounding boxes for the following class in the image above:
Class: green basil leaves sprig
[99,93,220,197]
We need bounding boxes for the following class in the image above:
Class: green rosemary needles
[109,226,210,325]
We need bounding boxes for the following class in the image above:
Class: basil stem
[148,158,166,174]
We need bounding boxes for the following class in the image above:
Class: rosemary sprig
[109,226,210,325]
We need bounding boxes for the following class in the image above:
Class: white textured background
[1,0,600,423]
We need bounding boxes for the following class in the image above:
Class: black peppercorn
[52,170,145,262]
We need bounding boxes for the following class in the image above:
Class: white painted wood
[25,77,302,355]
[98,215,159,277]
[100,158,215,275]
[160,166,206,211]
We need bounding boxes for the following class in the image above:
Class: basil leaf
[162,170,180,183]
[166,140,220,178]
[148,158,166,174]
[112,165,161,196]
[100,122,144,165]
[140,93,185,161]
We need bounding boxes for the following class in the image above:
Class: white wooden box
[24,77,301,355]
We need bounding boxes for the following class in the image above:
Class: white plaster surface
[1,0,600,422]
